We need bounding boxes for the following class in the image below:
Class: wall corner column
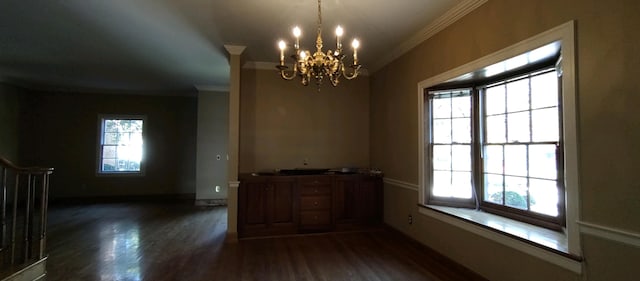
[224,45,245,239]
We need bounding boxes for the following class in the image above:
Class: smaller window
[97,115,145,174]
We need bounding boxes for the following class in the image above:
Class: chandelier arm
[277,61,298,80]
[341,64,361,80]
[280,69,297,80]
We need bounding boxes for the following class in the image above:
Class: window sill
[418,204,582,273]
[96,171,145,177]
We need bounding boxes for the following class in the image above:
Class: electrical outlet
[408,214,413,225]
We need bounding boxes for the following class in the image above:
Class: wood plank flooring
[46,202,486,281]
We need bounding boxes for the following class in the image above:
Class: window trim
[417,21,580,257]
[96,114,147,176]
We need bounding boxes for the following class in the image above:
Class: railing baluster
[39,173,49,259]
[10,173,19,265]
[1,168,6,257]
[0,157,53,278]
[24,174,32,263]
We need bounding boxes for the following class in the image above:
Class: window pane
[452,118,471,143]
[102,146,116,159]
[103,133,118,145]
[504,145,527,177]
[504,176,528,210]
[530,179,559,216]
[531,72,558,109]
[432,171,452,197]
[484,174,504,204]
[532,108,559,142]
[485,85,505,115]
[484,145,504,174]
[486,115,506,143]
[529,144,557,179]
[104,120,118,132]
[432,145,451,171]
[432,98,451,119]
[506,79,530,113]
[451,145,471,172]
[451,95,471,118]
[507,112,531,142]
[102,159,116,171]
[433,119,451,143]
[451,172,472,199]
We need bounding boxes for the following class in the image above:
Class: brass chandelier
[277,0,361,88]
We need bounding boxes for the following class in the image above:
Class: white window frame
[96,114,147,176]
[417,21,581,269]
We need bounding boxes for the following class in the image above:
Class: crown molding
[369,0,488,72]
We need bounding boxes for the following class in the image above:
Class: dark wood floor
[46,202,486,281]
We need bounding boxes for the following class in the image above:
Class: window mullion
[473,88,482,209]
[526,77,533,212]
[449,99,454,189]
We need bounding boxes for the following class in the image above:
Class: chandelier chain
[316,0,323,52]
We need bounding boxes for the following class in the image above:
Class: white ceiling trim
[368,0,489,72]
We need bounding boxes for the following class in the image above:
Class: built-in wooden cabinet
[333,175,383,230]
[238,176,298,237]
[298,176,333,231]
[238,173,382,238]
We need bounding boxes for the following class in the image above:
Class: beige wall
[371,0,640,280]
[0,84,23,162]
[239,68,370,173]
[21,90,198,198]
[196,90,229,200]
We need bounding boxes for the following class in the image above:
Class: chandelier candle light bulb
[352,39,359,64]
[276,0,361,89]
[336,26,343,49]
[293,26,301,49]
[278,40,286,63]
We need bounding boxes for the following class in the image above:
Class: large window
[97,116,145,174]
[419,23,580,264]
[426,64,565,229]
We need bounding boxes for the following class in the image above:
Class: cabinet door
[239,178,297,237]
[333,177,358,224]
[269,180,296,226]
[240,182,269,232]
[356,178,380,222]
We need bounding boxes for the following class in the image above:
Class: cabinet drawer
[300,211,331,226]
[300,196,331,210]
[300,185,331,195]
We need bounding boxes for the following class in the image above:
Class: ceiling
[0,0,466,93]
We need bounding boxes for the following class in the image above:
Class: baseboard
[50,193,196,205]
[382,224,488,280]
[194,198,227,207]
[1,257,47,281]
